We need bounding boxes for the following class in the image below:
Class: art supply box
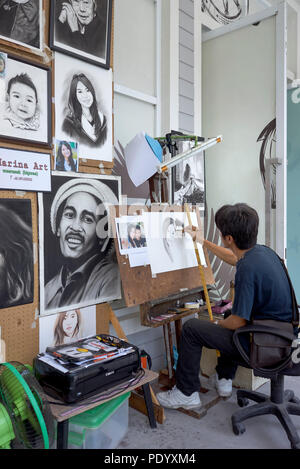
[67,392,130,449]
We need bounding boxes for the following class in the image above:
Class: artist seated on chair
[157,203,297,410]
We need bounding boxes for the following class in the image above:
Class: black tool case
[34,334,141,403]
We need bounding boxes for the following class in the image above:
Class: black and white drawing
[143,211,202,275]
[55,52,112,161]
[202,0,249,25]
[38,172,121,316]
[172,154,205,209]
[0,55,51,145]
[0,0,42,50]
[50,0,112,69]
[0,198,34,309]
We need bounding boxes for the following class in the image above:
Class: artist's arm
[203,239,237,266]
[184,226,237,266]
[217,314,247,331]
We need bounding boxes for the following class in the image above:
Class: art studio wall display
[0,146,51,192]
[0,198,34,309]
[55,52,113,162]
[0,54,51,145]
[39,305,97,353]
[38,172,121,316]
[0,0,43,51]
[50,0,112,69]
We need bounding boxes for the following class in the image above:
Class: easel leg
[142,383,157,429]
[105,303,165,425]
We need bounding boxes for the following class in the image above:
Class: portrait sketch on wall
[0,55,51,145]
[38,172,121,316]
[0,198,34,309]
[0,0,42,51]
[172,153,205,210]
[50,0,112,69]
[39,305,97,352]
[55,52,112,162]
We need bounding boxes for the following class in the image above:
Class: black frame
[49,0,113,70]
[0,54,52,147]
[0,0,43,51]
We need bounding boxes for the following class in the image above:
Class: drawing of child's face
[8,82,37,121]
[62,310,78,337]
[76,80,94,109]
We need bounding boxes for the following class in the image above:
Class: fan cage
[0,362,54,449]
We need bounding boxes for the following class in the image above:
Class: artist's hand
[58,2,79,32]
[184,225,203,244]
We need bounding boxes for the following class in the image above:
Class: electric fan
[0,362,54,449]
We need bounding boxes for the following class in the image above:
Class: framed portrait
[55,51,112,162]
[0,54,51,146]
[38,172,121,316]
[0,0,43,52]
[50,0,113,69]
[0,198,34,309]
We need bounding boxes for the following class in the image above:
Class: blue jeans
[175,317,250,396]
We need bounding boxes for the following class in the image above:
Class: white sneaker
[157,386,201,410]
[215,374,232,397]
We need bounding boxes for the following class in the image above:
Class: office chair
[232,325,300,449]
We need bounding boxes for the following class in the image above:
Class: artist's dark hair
[7,73,38,103]
[215,203,259,250]
[0,204,33,307]
[67,73,102,136]
[56,141,76,172]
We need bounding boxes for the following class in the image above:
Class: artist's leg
[175,318,245,396]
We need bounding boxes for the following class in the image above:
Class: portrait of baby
[0,55,50,145]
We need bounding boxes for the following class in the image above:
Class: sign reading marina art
[0,147,51,192]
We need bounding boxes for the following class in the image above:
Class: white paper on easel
[128,251,150,267]
[124,132,159,187]
[143,211,201,275]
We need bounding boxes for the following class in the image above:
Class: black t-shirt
[232,245,293,324]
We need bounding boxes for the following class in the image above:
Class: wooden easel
[109,204,217,419]
[100,301,165,425]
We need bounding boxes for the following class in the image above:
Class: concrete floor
[118,374,300,450]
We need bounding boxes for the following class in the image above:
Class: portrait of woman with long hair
[0,200,34,309]
[62,73,107,147]
[55,140,77,172]
[53,309,82,346]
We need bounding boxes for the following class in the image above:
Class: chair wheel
[237,397,249,408]
[232,419,246,436]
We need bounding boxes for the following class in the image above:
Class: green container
[68,392,130,449]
